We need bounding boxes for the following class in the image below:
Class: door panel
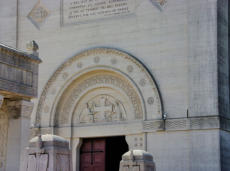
[93,153,104,164]
[93,139,105,151]
[82,166,93,171]
[81,140,92,152]
[81,153,92,164]
[93,166,104,171]
[80,138,105,171]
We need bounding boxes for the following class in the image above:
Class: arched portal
[55,69,144,127]
[35,48,163,171]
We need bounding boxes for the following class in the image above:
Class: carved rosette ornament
[36,48,162,128]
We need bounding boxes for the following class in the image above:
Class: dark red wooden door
[80,139,106,171]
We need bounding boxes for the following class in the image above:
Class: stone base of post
[24,134,72,171]
[119,150,156,171]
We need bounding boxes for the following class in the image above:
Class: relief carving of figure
[79,95,126,123]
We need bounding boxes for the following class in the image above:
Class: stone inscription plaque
[62,0,136,25]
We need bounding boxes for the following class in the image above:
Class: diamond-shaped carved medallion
[27,1,50,29]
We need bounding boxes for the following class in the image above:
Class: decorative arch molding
[55,69,144,127]
[36,48,162,128]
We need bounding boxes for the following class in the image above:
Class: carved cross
[93,97,113,120]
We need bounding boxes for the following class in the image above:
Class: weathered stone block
[119,150,156,171]
[24,134,72,171]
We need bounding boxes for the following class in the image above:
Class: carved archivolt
[55,71,142,126]
[36,48,162,127]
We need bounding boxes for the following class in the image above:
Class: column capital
[7,100,34,119]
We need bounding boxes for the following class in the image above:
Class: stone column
[119,150,156,171]
[71,138,82,171]
[0,95,8,171]
[6,100,34,171]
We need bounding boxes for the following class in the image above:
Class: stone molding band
[143,116,221,132]
[33,116,229,136]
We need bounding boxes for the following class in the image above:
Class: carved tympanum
[78,94,126,123]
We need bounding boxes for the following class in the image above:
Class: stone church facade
[0,0,229,171]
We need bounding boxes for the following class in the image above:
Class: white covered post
[24,134,72,171]
[119,150,156,171]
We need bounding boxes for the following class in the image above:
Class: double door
[80,139,106,171]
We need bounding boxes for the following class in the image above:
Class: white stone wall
[187,0,218,117]
[17,0,194,122]
[0,0,218,121]
[21,0,219,170]
[147,130,221,171]
[0,0,17,47]
[0,0,221,170]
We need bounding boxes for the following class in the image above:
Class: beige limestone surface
[0,0,221,171]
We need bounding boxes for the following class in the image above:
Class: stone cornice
[143,116,230,132]
[0,43,41,98]
[0,43,42,64]
[32,116,229,138]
